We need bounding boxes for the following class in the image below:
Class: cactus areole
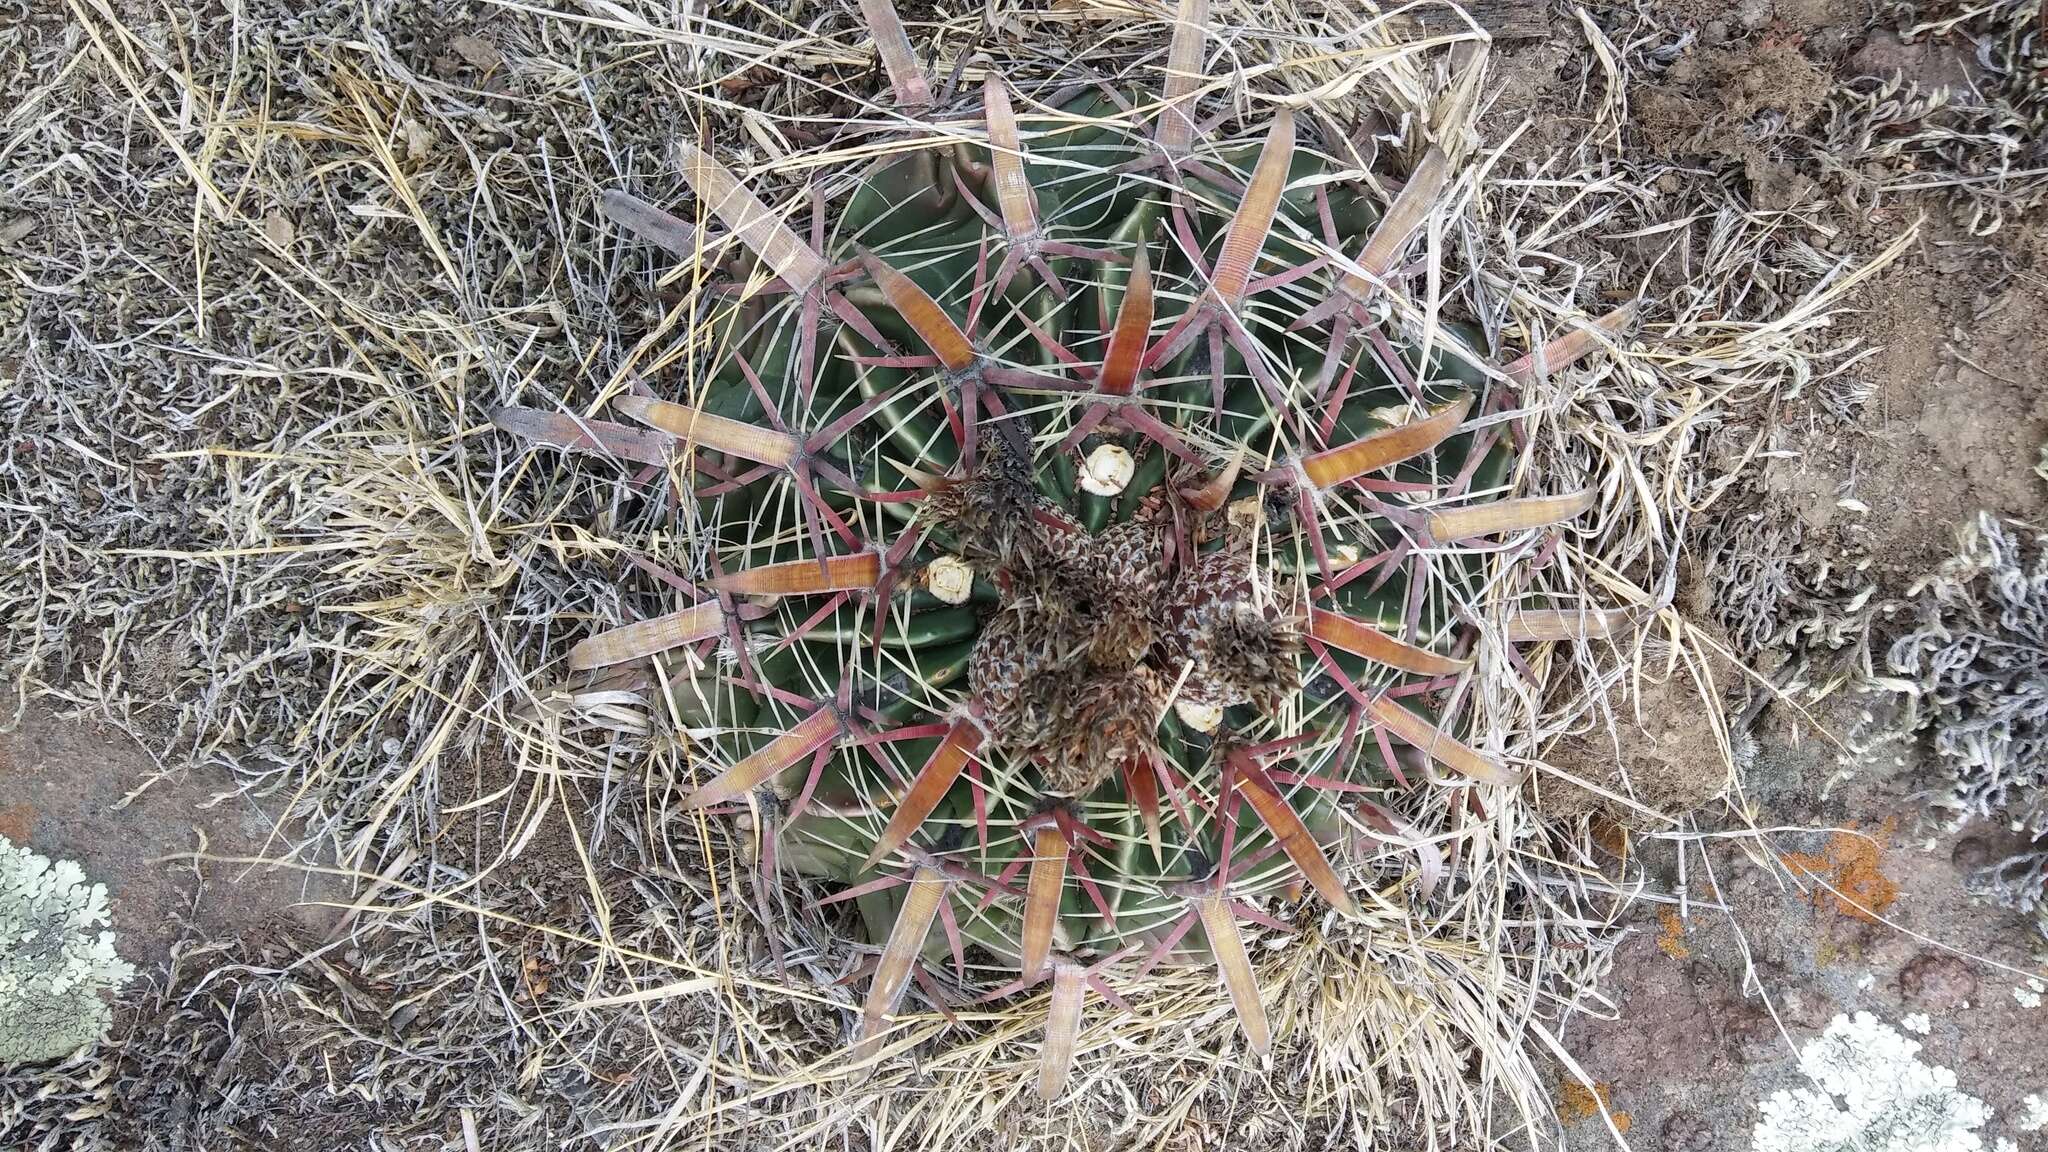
[495,12,1621,1090]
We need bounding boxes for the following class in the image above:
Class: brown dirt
[1635,35,1835,211]
[1629,3,2047,580]
[1823,251,2048,574]
[1537,652,1734,824]
[1745,210,2048,579]
[0,707,338,967]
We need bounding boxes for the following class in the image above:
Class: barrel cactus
[494,0,1626,1096]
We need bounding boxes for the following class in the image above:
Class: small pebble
[1661,1111,1716,1152]
[1951,835,1999,870]
[1898,951,1977,1009]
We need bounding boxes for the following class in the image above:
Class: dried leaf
[1038,960,1086,1099]
[614,395,800,468]
[1307,608,1470,677]
[1153,0,1211,156]
[675,139,828,291]
[1211,110,1294,307]
[856,0,933,109]
[983,73,1039,240]
[1366,696,1520,786]
[1233,762,1360,919]
[1193,894,1269,1055]
[567,602,725,671]
[854,866,947,1061]
[1020,824,1067,979]
[1424,489,1595,541]
[863,719,983,867]
[708,552,883,597]
[1300,395,1470,490]
[1503,302,1636,386]
[1098,244,1152,395]
[860,251,978,373]
[682,707,843,809]
[489,406,672,466]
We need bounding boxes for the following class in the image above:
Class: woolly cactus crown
[493,0,1632,1094]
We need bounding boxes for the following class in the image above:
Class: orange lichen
[1590,815,1630,863]
[1558,1081,1631,1133]
[1780,818,1900,923]
[1656,908,1692,960]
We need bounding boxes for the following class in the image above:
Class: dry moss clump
[1889,513,2048,934]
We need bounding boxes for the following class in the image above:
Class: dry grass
[0,0,1930,1148]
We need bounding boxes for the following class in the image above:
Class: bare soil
[1537,644,1737,824]
[0,707,338,967]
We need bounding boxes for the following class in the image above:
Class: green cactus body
[495,32,1600,1076]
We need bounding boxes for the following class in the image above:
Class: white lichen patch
[2019,1094,2048,1132]
[1752,1012,1991,1152]
[1,836,135,1064]
[2013,981,2043,1010]
[1902,1013,1931,1035]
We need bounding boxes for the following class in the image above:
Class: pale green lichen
[2019,1093,2047,1132]
[0,836,134,1064]
[1752,1012,1992,1152]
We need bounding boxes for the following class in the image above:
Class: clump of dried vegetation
[0,0,1928,1147]
[1886,514,2048,936]
[1826,0,2048,235]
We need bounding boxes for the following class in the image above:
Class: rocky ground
[1559,697,2048,1150]
[1516,2,2048,1148]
